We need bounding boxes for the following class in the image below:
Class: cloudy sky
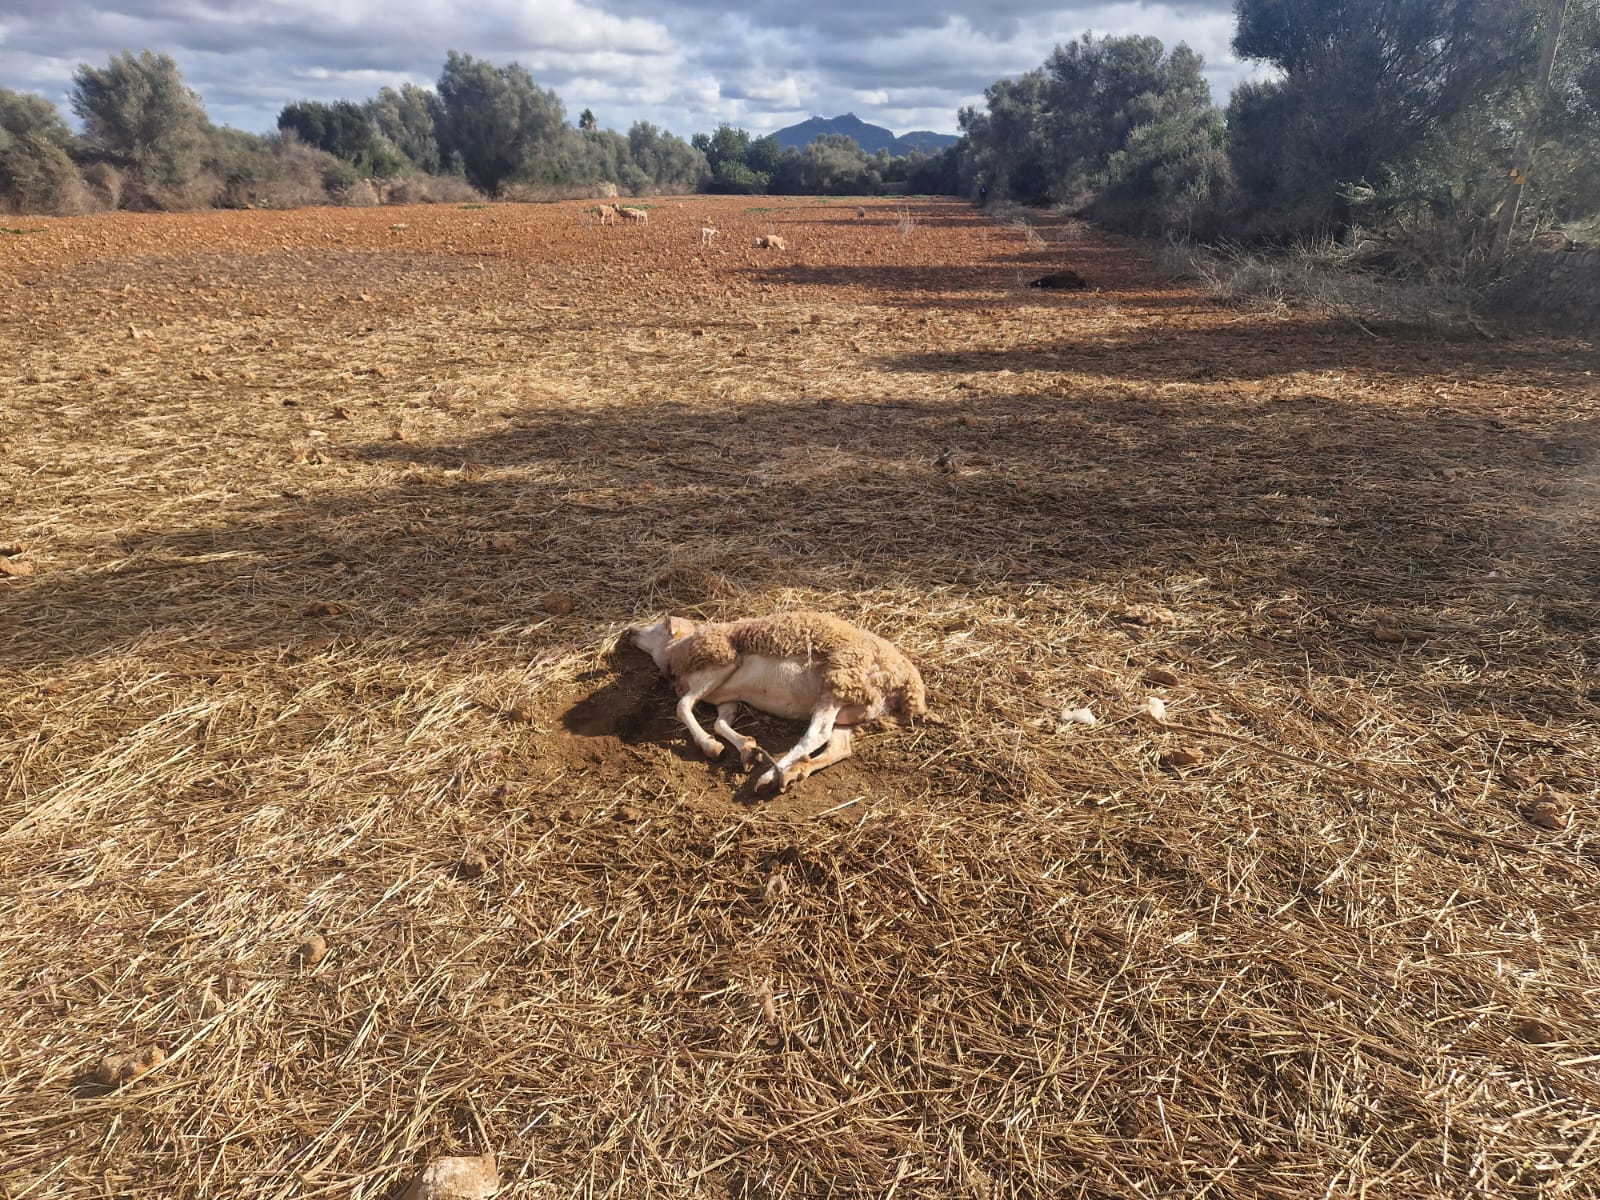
[1,0,1266,139]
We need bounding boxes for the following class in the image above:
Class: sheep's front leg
[756,704,841,792]
[676,683,728,761]
[712,703,767,771]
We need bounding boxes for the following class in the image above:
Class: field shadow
[6,356,1598,706]
[560,649,670,744]
[886,315,1600,384]
[742,233,1156,303]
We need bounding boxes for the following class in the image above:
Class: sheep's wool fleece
[669,612,926,719]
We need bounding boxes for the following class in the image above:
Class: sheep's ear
[667,616,694,640]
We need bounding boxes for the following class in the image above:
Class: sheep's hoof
[754,766,786,793]
[743,744,776,773]
[700,739,725,761]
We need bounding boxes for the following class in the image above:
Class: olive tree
[70,51,208,203]
[0,89,80,212]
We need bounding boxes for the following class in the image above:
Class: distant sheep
[592,203,621,225]
[700,226,718,245]
[620,206,649,224]
[631,611,927,793]
[752,234,787,250]
[856,206,867,220]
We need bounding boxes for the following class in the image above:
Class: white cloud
[0,0,1267,140]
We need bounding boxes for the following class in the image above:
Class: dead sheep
[1028,269,1087,290]
[631,610,927,792]
[752,234,787,250]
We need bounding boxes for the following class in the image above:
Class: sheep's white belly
[706,657,821,720]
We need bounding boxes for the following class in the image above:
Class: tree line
[3,0,1596,255]
[0,45,961,215]
[952,0,1600,246]
[0,50,715,213]
[689,126,951,196]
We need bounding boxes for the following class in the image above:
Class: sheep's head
[630,615,697,664]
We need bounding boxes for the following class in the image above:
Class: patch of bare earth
[2,197,1598,1199]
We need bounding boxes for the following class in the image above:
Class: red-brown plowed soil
[2,197,1598,1199]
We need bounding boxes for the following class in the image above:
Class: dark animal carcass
[1028,270,1087,290]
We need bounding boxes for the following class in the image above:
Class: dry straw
[1,197,1598,1199]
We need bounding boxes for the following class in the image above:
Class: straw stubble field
[2,196,1598,1199]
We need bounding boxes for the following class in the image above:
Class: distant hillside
[770,113,958,157]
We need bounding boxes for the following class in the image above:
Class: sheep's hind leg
[756,704,840,792]
[713,703,765,770]
[784,728,854,787]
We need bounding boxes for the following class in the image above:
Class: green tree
[434,51,567,191]
[70,50,208,202]
[626,121,709,191]
[0,88,80,212]
[576,125,644,191]
[1496,0,1600,235]
[1041,35,1214,201]
[278,99,403,175]
[798,133,880,194]
[770,148,805,193]
[953,33,1230,229]
[692,125,771,192]
[1093,94,1232,236]
[1227,0,1543,235]
[904,145,962,195]
[958,71,1050,202]
[366,84,441,173]
[745,134,785,178]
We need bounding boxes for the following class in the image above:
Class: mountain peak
[770,113,957,157]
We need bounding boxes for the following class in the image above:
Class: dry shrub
[246,140,339,210]
[141,170,225,212]
[52,174,111,217]
[498,180,614,204]
[340,178,384,207]
[1480,245,1600,330]
[382,174,483,205]
[1162,237,1478,332]
[1009,216,1047,250]
[5,169,110,217]
[987,200,1092,246]
[80,161,128,211]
